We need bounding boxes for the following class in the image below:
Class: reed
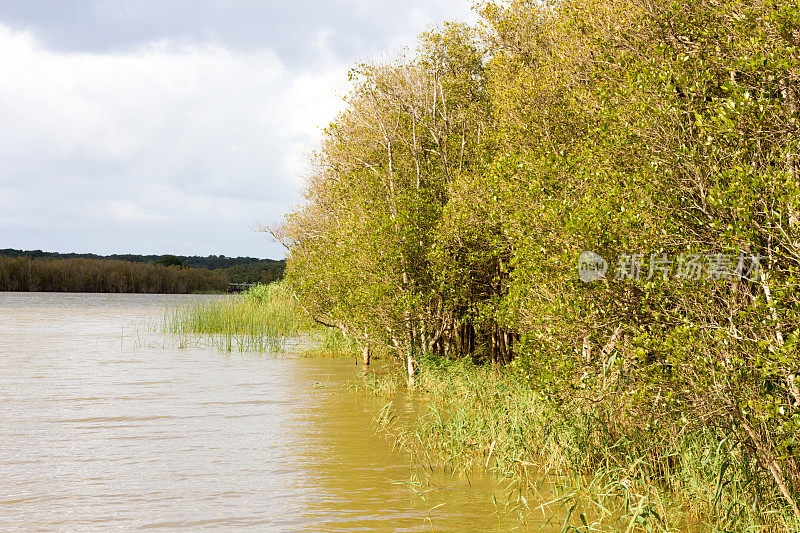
[163,282,311,352]
[364,355,800,531]
[304,328,361,358]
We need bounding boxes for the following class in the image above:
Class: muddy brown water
[0,293,559,531]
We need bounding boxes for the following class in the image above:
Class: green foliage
[222,260,285,284]
[155,255,183,268]
[282,0,800,527]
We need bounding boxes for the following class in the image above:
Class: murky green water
[0,292,555,531]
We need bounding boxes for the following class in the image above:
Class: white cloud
[0,23,349,257]
[0,0,477,258]
[105,200,169,223]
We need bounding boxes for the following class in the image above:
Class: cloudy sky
[0,0,476,259]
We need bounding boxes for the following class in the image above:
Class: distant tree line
[0,248,284,270]
[0,256,228,293]
[0,249,286,284]
[224,261,285,284]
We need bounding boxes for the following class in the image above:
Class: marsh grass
[303,327,361,358]
[362,354,799,532]
[161,282,368,357]
[162,282,312,353]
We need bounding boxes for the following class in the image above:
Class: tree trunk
[408,321,417,386]
[362,344,371,366]
[736,411,800,521]
[469,323,475,354]
[491,327,498,365]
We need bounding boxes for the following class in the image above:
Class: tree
[155,255,183,268]
[281,0,800,522]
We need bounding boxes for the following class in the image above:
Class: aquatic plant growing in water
[162,282,311,352]
[362,354,800,531]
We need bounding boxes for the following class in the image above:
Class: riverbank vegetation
[162,283,365,356]
[0,255,229,293]
[366,355,786,530]
[277,0,800,529]
[163,282,321,353]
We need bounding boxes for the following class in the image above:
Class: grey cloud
[0,1,474,259]
[0,0,474,64]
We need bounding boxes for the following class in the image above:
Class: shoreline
[357,356,797,531]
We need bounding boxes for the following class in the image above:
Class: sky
[0,0,477,259]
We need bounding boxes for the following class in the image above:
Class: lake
[0,292,553,531]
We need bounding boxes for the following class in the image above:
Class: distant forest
[0,249,285,285]
[0,256,229,293]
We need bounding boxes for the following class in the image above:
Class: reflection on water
[0,292,554,531]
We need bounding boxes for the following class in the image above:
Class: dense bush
[282,0,800,527]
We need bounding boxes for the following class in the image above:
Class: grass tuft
[162,282,310,352]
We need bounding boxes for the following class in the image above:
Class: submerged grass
[162,282,312,353]
[361,354,799,532]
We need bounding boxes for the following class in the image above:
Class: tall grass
[305,327,361,358]
[362,355,799,532]
[163,282,310,352]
